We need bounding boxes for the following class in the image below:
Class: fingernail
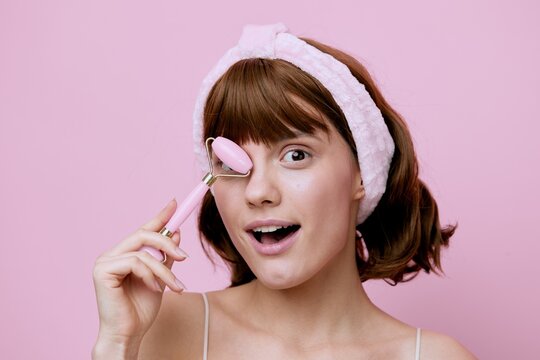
[175,278,186,291]
[175,247,189,259]
[163,198,175,209]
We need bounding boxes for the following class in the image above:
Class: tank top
[201,292,422,359]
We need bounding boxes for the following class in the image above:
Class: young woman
[92,23,476,359]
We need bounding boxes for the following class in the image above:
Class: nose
[244,161,281,208]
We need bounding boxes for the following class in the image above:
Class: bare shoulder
[139,291,205,359]
[420,329,477,360]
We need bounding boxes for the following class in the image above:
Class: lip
[247,226,301,256]
[244,219,299,232]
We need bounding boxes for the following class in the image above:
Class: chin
[251,263,311,290]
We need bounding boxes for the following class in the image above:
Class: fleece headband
[192,23,395,224]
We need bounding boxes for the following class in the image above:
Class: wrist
[92,333,143,360]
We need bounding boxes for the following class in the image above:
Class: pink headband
[192,23,395,224]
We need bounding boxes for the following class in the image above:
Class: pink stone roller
[139,137,252,262]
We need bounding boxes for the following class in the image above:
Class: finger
[163,232,182,269]
[109,251,185,292]
[171,231,181,246]
[140,198,178,232]
[94,254,163,293]
[105,228,189,260]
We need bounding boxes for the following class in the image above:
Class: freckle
[294,182,308,192]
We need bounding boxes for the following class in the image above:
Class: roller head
[211,137,252,174]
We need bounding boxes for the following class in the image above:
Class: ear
[352,167,365,201]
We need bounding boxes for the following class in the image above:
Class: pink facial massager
[139,137,252,262]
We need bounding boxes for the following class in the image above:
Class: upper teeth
[251,225,295,233]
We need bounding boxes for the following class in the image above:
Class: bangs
[202,58,340,147]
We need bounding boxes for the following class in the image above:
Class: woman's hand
[92,199,188,352]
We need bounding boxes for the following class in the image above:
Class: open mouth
[251,225,301,244]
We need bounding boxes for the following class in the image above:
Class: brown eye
[283,149,310,163]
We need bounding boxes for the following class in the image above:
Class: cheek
[291,165,353,216]
[210,181,257,253]
[210,182,236,229]
[211,183,251,256]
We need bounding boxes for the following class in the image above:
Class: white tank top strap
[201,292,209,360]
[415,327,421,360]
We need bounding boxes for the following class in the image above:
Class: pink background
[1,1,538,358]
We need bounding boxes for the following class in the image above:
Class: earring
[355,229,369,260]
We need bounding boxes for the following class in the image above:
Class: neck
[242,234,380,346]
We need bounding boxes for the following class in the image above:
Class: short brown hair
[197,37,456,287]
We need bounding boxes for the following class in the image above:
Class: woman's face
[211,121,365,289]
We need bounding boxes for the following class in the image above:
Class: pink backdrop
[1,1,538,358]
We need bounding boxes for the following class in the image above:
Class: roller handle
[139,181,210,262]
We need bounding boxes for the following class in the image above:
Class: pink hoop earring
[355,229,369,261]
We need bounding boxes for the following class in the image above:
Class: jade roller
[139,137,252,262]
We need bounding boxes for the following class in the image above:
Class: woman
[92,23,476,359]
